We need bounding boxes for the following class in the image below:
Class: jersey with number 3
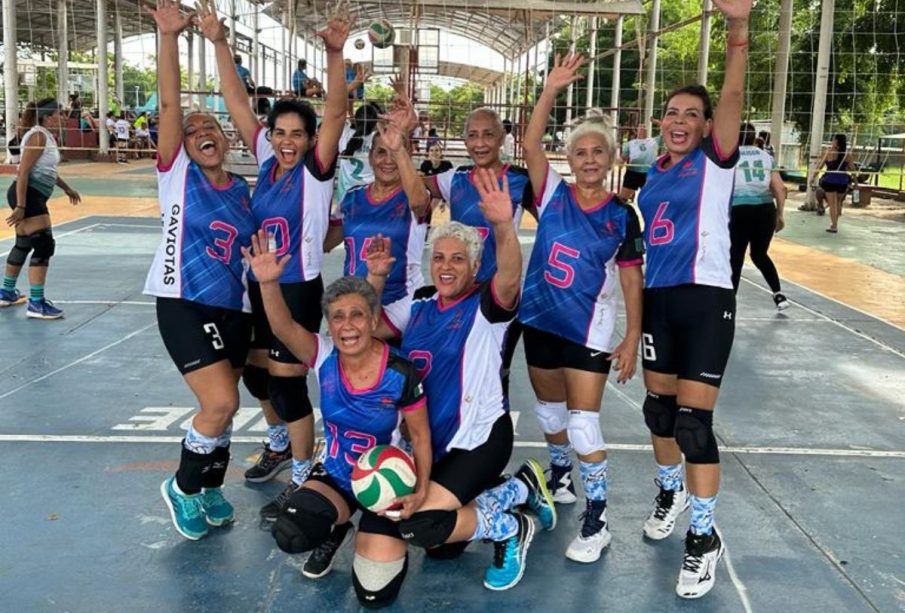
[310,335,426,493]
[144,145,255,312]
[731,145,774,206]
[638,136,739,289]
[248,127,336,284]
[336,184,427,304]
[520,166,643,352]
[433,165,530,282]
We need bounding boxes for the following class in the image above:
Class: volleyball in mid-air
[351,445,416,512]
[368,19,395,49]
[354,38,366,50]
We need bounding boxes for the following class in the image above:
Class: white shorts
[381,294,413,338]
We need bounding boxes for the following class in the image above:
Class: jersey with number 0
[638,136,739,290]
[336,184,427,304]
[335,124,375,204]
[249,127,336,283]
[520,166,644,352]
[731,145,774,206]
[144,145,255,312]
[400,282,516,459]
[310,335,426,493]
[621,136,661,172]
[433,165,530,282]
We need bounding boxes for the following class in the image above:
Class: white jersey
[19,126,60,197]
[731,145,774,206]
[335,124,375,204]
[114,119,130,141]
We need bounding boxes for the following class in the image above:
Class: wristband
[728,39,749,48]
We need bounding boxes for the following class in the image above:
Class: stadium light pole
[770,0,793,166]
[96,0,109,154]
[805,0,835,204]
[643,0,661,135]
[57,0,69,110]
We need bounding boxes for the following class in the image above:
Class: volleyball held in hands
[368,19,395,49]
[351,445,416,512]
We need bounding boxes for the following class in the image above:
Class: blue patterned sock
[214,425,232,448]
[657,463,683,491]
[474,477,528,513]
[689,494,718,535]
[267,423,289,452]
[291,458,312,485]
[3,275,16,292]
[471,506,519,542]
[547,441,573,468]
[579,459,608,502]
[184,423,217,454]
[30,284,44,301]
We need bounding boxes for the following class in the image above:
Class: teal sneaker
[202,487,235,527]
[515,459,557,531]
[483,513,535,591]
[161,477,208,540]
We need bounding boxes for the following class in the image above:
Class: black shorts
[641,285,735,387]
[248,277,324,364]
[819,179,848,194]
[523,324,612,374]
[622,169,648,191]
[7,182,50,219]
[431,413,514,505]
[306,463,403,540]
[156,297,252,375]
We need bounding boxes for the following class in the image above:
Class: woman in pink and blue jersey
[520,53,644,565]
[198,0,349,519]
[635,0,751,599]
[147,0,257,542]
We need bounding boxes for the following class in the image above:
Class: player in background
[618,122,662,202]
[146,0,257,542]
[519,53,644,564]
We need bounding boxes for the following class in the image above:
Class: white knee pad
[534,400,569,435]
[567,410,605,456]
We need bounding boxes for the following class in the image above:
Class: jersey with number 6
[638,136,739,289]
[248,127,336,284]
[731,145,774,206]
[144,145,255,312]
[520,166,644,352]
[309,335,426,493]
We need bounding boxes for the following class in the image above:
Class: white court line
[0,222,101,258]
[0,322,156,401]
[1,434,904,458]
[53,300,155,306]
[723,550,755,613]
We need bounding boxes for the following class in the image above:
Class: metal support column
[585,16,597,110]
[114,6,124,107]
[57,0,69,107]
[805,0,836,203]
[697,0,712,85]
[770,0,793,166]
[96,0,109,153]
[643,0,661,134]
[610,16,623,132]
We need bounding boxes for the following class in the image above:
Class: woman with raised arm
[635,0,751,599]
[243,231,431,609]
[197,0,349,519]
[145,0,256,541]
[520,53,644,564]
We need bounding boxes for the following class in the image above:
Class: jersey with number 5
[309,334,426,493]
[638,136,739,289]
[144,145,256,312]
[520,166,644,352]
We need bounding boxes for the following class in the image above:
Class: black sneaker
[676,526,725,599]
[260,481,299,522]
[546,464,577,504]
[244,443,292,483]
[302,522,354,579]
[773,293,790,311]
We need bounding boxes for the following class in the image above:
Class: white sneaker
[643,480,689,541]
[565,500,611,563]
[546,465,578,505]
[676,526,725,599]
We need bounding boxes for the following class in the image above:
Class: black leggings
[729,202,782,293]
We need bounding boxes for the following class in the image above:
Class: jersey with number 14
[638,136,739,290]
[731,145,774,206]
[520,166,643,352]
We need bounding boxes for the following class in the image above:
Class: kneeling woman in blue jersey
[636,0,751,599]
[366,171,555,592]
[520,53,644,564]
[244,230,432,608]
[146,0,257,540]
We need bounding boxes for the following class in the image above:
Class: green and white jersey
[335,123,374,204]
[731,145,774,206]
[19,126,60,198]
[621,136,661,172]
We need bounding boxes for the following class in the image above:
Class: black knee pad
[353,554,408,609]
[242,365,270,401]
[643,391,678,437]
[424,540,470,560]
[7,235,32,267]
[268,375,313,422]
[398,510,457,549]
[271,488,337,553]
[200,445,231,489]
[28,229,55,267]
[674,407,719,464]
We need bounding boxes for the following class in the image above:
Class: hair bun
[569,108,612,130]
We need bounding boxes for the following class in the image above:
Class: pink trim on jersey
[306,335,321,369]
[339,341,389,393]
[209,175,236,192]
[570,185,614,213]
[469,163,510,187]
[533,165,549,206]
[297,164,307,280]
[617,258,643,268]
[430,174,441,197]
[314,142,333,176]
[437,283,481,312]
[710,135,737,163]
[401,397,426,413]
[178,177,187,297]
[381,310,402,338]
[367,184,403,205]
[489,277,519,312]
[156,141,182,172]
[655,152,672,172]
[251,125,264,159]
[329,218,343,227]
[692,160,708,284]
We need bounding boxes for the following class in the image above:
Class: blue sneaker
[515,459,557,531]
[202,487,235,527]
[0,288,26,307]
[160,477,208,540]
[483,512,535,591]
[26,298,64,319]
